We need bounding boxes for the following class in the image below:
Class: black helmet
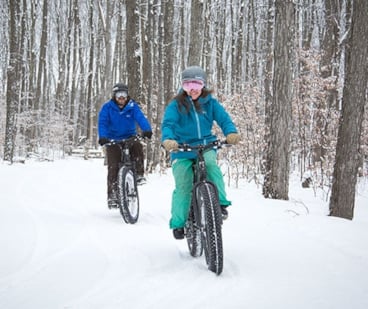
[112,83,128,95]
[181,66,207,85]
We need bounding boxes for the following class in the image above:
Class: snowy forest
[1,0,367,219]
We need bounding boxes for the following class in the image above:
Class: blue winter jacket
[98,99,151,140]
[161,92,238,160]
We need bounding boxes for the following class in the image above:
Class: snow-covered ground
[1,157,367,309]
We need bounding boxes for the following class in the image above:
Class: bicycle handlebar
[103,135,147,147]
[177,139,230,152]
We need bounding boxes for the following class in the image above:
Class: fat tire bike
[179,140,230,275]
[105,135,145,224]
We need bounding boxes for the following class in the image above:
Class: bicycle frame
[109,135,141,167]
[179,140,227,275]
[104,135,144,223]
[179,140,225,180]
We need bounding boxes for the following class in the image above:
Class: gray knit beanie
[181,66,207,85]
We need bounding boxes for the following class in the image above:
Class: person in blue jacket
[161,66,240,239]
[98,83,152,208]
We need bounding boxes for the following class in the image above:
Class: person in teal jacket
[161,66,240,239]
[98,83,152,208]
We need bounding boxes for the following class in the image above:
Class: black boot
[173,228,185,240]
[221,206,229,220]
[107,191,118,209]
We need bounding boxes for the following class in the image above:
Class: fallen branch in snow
[288,198,310,215]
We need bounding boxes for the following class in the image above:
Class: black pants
[106,140,144,198]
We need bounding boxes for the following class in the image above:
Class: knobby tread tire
[117,166,139,224]
[195,182,223,275]
[186,205,203,257]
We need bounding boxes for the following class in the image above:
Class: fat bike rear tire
[195,182,223,275]
[186,205,203,257]
[117,166,139,224]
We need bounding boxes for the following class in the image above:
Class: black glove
[142,131,153,139]
[98,138,110,146]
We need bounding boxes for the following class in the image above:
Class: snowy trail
[1,158,368,308]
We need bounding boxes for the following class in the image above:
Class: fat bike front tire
[186,205,203,257]
[117,166,139,224]
[195,182,223,275]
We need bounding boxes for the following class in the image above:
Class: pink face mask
[182,80,204,92]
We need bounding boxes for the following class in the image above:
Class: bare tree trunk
[163,1,175,102]
[154,2,165,172]
[141,0,152,108]
[313,0,340,164]
[301,0,314,49]
[232,0,244,93]
[263,0,295,200]
[75,0,85,142]
[179,0,186,69]
[113,7,124,83]
[35,0,48,111]
[188,0,204,65]
[329,0,368,220]
[27,0,48,149]
[216,1,226,88]
[153,0,175,168]
[126,0,142,102]
[249,0,258,82]
[4,0,21,162]
[86,1,95,144]
[203,0,211,74]
[262,0,274,175]
[97,0,114,99]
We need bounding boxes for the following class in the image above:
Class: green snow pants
[169,149,231,229]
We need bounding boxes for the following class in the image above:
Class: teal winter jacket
[161,92,237,160]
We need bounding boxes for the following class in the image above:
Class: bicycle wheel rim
[196,182,223,275]
[118,167,139,223]
[186,205,203,257]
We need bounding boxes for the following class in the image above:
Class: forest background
[1,0,367,219]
